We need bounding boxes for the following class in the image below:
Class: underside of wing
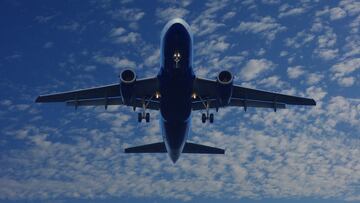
[36,84,120,103]
[66,97,160,110]
[193,77,316,111]
[36,76,160,110]
[232,85,316,106]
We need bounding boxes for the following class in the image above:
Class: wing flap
[66,97,160,110]
[124,142,166,153]
[191,98,286,110]
[182,142,225,154]
[230,98,286,109]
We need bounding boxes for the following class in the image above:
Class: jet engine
[120,69,136,104]
[216,70,233,106]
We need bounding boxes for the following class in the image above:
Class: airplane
[36,18,316,163]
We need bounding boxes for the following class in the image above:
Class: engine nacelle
[120,69,136,104]
[216,70,233,106]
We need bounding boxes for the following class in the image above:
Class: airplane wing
[192,77,316,111]
[36,77,160,110]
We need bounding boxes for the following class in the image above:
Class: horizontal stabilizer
[124,142,166,153]
[183,142,225,154]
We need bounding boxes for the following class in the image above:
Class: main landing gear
[201,112,214,123]
[138,112,150,123]
[137,98,151,123]
[198,95,214,124]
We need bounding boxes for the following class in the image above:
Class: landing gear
[138,112,142,123]
[209,113,214,123]
[202,113,206,123]
[137,98,151,123]
[199,95,215,124]
[138,112,151,123]
[201,112,214,123]
[145,112,150,123]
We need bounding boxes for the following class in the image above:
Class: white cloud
[58,21,80,31]
[329,7,347,20]
[262,0,280,5]
[240,59,274,81]
[191,18,224,36]
[285,30,315,49]
[94,55,136,69]
[279,7,305,18]
[156,7,189,23]
[110,8,145,22]
[331,58,360,78]
[196,36,229,56]
[144,49,160,67]
[0,100,12,106]
[339,0,360,16]
[287,66,305,79]
[222,11,236,20]
[84,65,96,72]
[113,32,141,44]
[34,14,57,24]
[233,16,286,41]
[316,6,347,21]
[315,48,339,60]
[306,73,324,85]
[338,76,355,87]
[257,75,285,88]
[43,42,53,49]
[306,86,327,101]
[331,58,360,87]
[317,29,337,48]
[110,27,126,37]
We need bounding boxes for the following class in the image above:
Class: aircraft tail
[124,142,166,153]
[124,142,225,154]
[182,142,225,154]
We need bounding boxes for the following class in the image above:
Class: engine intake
[120,69,136,104]
[216,70,233,106]
[120,69,136,83]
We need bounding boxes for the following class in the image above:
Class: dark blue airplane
[36,18,316,163]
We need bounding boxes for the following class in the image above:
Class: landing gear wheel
[138,113,142,123]
[201,113,206,123]
[209,113,214,123]
[145,113,150,123]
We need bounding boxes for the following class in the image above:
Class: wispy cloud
[232,16,286,42]
[240,59,275,81]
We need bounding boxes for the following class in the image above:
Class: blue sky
[0,0,360,202]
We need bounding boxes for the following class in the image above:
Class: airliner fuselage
[158,19,194,163]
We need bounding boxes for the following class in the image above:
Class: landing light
[192,93,196,99]
[155,92,161,99]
